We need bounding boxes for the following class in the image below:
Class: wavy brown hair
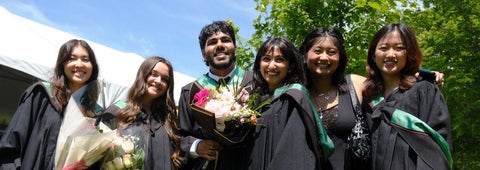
[363,23,422,102]
[51,39,99,117]
[116,56,182,167]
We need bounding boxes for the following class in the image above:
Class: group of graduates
[0,20,451,170]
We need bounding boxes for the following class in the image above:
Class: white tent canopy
[0,6,195,121]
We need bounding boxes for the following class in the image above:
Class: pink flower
[62,159,87,170]
[237,89,249,103]
[194,89,210,106]
[251,115,257,125]
[192,84,265,134]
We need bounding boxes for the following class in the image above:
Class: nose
[216,42,226,50]
[153,76,162,83]
[319,51,328,60]
[267,61,276,69]
[386,48,395,57]
[74,58,84,68]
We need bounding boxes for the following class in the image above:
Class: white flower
[122,140,135,154]
[122,154,133,168]
[113,137,124,147]
[112,157,124,170]
[216,116,226,132]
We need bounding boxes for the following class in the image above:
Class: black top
[365,81,451,170]
[322,90,358,170]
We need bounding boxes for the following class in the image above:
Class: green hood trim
[274,83,335,159]
[391,109,452,166]
[196,67,245,89]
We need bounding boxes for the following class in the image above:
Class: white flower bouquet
[55,95,116,170]
[101,124,146,170]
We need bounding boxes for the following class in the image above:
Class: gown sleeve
[400,81,452,148]
[249,91,323,170]
[177,82,205,168]
[0,83,60,169]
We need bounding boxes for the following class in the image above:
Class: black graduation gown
[101,102,177,170]
[0,82,102,170]
[366,81,452,170]
[0,83,61,169]
[177,68,253,170]
[247,86,327,170]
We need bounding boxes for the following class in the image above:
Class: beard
[205,54,236,70]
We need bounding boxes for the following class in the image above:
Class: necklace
[313,88,337,119]
[318,92,330,101]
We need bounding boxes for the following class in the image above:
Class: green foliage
[245,0,424,75]
[233,0,480,168]
[406,0,480,168]
[226,19,256,70]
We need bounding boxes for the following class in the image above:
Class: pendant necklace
[315,88,331,119]
[318,91,330,102]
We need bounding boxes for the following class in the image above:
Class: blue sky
[0,0,258,78]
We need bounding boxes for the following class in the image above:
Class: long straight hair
[51,39,99,117]
[253,37,306,94]
[363,23,422,102]
[299,27,349,93]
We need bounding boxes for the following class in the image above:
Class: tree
[234,0,480,168]
[407,0,480,168]
[244,0,422,74]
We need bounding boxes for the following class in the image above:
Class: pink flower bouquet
[190,83,268,145]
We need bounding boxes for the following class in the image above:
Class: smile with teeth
[215,51,228,56]
[316,62,330,67]
[266,70,279,76]
[73,70,85,77]
[384,59,398,64]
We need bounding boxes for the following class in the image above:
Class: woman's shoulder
[346,74,366,103]
[104,100,126,113]
[20,81,54,100]
[274,83,309,99]
[409,80,438,95]
[272,84,313,106]
[14,81,60,110]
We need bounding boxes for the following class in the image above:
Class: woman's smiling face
[306,37,339,79]
[63,45,93,91]
[374,30,407,78]
[260,46,290,91]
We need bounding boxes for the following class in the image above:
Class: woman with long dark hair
[0,39,101,169]
[363,23,452,169]
[101,56,182,169]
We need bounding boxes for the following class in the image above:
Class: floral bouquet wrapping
[101,124,147,170]
[55,94,116,170]
[190,82,268,145]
